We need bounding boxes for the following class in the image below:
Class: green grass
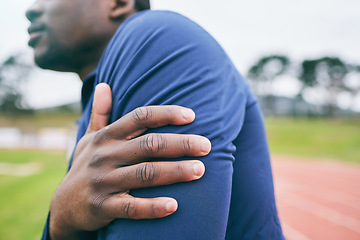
[0,117,359,239]
[0,150,68,240]
[265,118,360,163]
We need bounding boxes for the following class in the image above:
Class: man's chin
[32,44,78,73]
[34,56,53,70]
[33,48,51,69]
[33,53,66,72]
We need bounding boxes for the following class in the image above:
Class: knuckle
[121,200,134,218]
[88,194,107,211]
[132,107,152,124]
[176,164,185,177]
[183,136,192,152]
[89,151,107,168]
[140,134,167,154]
[79,134,91,145]
[74,134,92,154]
[90,173,107,189]
[92,128,110,145]
[149,202,156,218]
[136,163,159,184]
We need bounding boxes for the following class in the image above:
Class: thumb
[87,83,112,133]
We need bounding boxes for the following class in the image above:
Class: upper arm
[96,11,249,239]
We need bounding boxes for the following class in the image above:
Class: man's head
[26,0,150,79]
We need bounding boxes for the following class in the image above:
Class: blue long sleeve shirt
[43,10,284,240]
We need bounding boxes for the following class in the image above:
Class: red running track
[272,156,360,240]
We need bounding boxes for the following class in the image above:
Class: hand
[49,83,211,240]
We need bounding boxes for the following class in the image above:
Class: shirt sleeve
[40,213,50,240]
[93,10,282,240]
[225,103,284,239]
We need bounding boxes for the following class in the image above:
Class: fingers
[135,133,211,157]
[106,161,205,191]
[89,133,211,168]
[91,160,204,220]
[103,195,179,219]
[87,83,112,133]
[115,134,211,166]
[103,105,196,140]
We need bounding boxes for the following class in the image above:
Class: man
[26,0,284,239]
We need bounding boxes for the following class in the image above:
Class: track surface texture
[272,156,360,240]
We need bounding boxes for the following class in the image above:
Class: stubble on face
[27,0,114,75]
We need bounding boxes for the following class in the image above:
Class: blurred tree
[247,55,290,114]
[298,57,354,116]
[345,64,360,112]
[247,55,290,95]
[247,55,360,117]
[0,53,33,114]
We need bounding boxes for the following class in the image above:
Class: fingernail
[200,137,211,154]
[166,199,178,213]
[193,161,205,178]
[181,108,195,121]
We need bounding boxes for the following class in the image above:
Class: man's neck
[77,11,138,80]
[76,39,111,80]
[78,63,98,80]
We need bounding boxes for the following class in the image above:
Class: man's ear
[108,0,135,20]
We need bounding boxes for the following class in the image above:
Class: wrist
[49,213,97,240]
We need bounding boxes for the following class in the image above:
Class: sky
[1,0,360,109]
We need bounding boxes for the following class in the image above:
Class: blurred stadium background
[0,0,359,239]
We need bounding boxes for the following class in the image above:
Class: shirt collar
[81,70,96,111]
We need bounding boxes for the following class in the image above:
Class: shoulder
[96,10,253,109]
[97,10,228,83]
[121,10,199,33]
[105,10,219,57]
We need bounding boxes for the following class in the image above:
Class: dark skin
[26,0,211,239]
[26,0,130,78]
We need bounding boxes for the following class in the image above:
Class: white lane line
[0,162,43,176]
[282,192,360,234]
[276,179,360,211]
[321,191,360,211]
[281,222,311,240]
